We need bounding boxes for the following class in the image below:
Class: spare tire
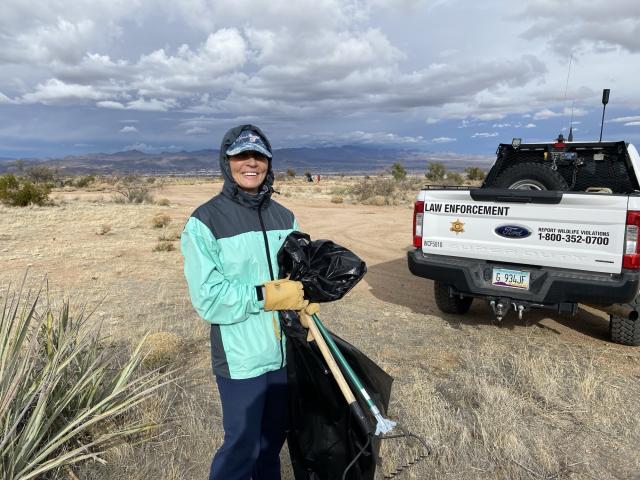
[490,163,569,191]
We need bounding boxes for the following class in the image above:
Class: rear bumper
[407,250,640,305]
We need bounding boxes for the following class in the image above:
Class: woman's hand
[263,279,307,311]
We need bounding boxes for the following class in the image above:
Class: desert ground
[2,176,639,479]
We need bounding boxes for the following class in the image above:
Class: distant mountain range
[0,145,494,175]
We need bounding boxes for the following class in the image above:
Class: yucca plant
[0,282,175,480]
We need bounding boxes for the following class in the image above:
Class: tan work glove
[299,303,320,342]
[263,279,307,311]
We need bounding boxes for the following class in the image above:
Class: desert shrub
[153,241,175,252]
[443,172,464,185]
[151,213,171,228]
[0,174,51,206]
[0,284,172,480]
[399,176,428,191]
[425,161,446,182]
[96,224,111,235]
[390,162,407,181]
[75,175,95,188]
[465,166,486,181]
[286,169,296,178]
[24,165,57,183]
[146,177,156,184]
[348,177,396,202]
[121,174,140,184]
[331,195,344,204]
[155,197,170,206]
[371,195,387,206]
[116,186,153,204]
[275,173,286,182]
[129,188,153,204]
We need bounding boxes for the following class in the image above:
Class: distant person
[305,172,313,182]
[317,174,321,183]
[181,125,309,480]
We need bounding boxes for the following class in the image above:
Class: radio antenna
[568,101,575,141]
[599,88,610,142]
[559,53,573,135]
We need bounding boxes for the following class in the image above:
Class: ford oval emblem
[495,225,531,239]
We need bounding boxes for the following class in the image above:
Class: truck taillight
[413,200,424,248]
[623,211,640,269]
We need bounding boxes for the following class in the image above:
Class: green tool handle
[312,313,377,412]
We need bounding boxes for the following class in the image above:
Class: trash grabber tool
[305,312,373,435]
[311,313,396,435]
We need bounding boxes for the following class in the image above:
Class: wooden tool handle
[306,316,356,404]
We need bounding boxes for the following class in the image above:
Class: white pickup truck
[408,139,640,345]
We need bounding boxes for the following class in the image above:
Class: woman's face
[229,151,269,194]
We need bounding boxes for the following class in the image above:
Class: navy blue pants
[209,367,288,480]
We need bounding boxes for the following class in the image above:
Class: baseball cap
[226,130,272,159]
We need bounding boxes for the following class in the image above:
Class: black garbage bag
[277,232,393,480]
[277,231,367,302]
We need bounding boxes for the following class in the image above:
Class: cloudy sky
[1,0,639,158]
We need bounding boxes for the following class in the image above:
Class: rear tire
[489,163,569,191]
[610,314,640,346]
[434,281,473,314]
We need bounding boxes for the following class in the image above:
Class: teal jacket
[181,125,298,379]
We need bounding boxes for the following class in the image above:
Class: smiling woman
[181,124,306,480]
[228,151,269,194]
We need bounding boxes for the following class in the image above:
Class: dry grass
[153,241,176,252]
[96,223,111,235]
[158,229,182,242]
[151,213,171,228]
[2,177,639,480]
[142,331,182,369]
[378,342,637,479]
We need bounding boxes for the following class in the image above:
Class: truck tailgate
[420,189,628,274]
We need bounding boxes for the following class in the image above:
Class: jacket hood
[219,124,275,209]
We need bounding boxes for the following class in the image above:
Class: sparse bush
[122,174,140,185]
[348,177,396,202]
[371,195,387,206]
[0,174,51,206]
[390,162,407,181]
[465,166,486,181]
[286,169,296,178]
[156,197,170,206]
[116,186,153,204]
[151,213,171,229]
[75,175,95,188]
[331,195,344,204]
[25,165,57,183]
[146,177,156,184]
[426,161,446,182]
[96,224,111,235]
[0,283,172,480]
[153,241,175,252]
[444,172,464,185]
[275,173,286,182]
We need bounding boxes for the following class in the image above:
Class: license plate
[492,268,530,290]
